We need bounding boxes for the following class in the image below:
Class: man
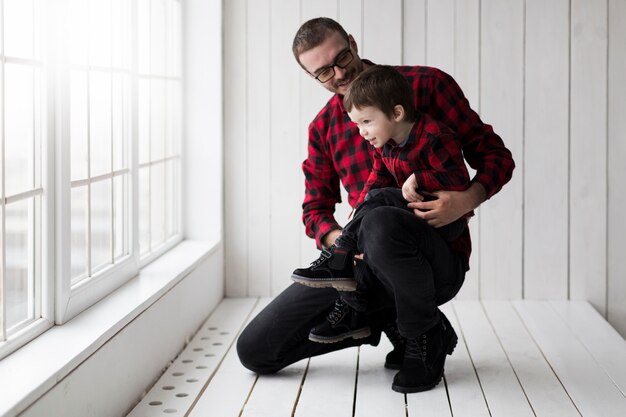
[237,17,514,393]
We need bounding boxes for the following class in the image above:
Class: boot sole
[291,274,358,291]
[308,327,371,344]
[392,375,442,393]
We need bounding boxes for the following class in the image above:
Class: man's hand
[402,173,424,202]
[322,229,343,249]
[407,182,487,228]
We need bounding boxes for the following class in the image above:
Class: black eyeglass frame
[311,48,354,83]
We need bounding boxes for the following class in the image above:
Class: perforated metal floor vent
[126,299,251,416]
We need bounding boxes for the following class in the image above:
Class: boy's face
[298,31,364,96]
[347,106,402,148]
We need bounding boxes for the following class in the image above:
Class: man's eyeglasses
[313,49,354,83]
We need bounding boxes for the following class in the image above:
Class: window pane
[111,0,131,69]
[4,64,34,197]
[150,79,165,161]
[88,0,112,67]
[165,159,178,238]
[113,175,127,260]
[89,72,112,177]
[165,80,180,157]
[139,167,150,255]
[3,0,34,59]
[138,0,150,74]
[170,0,182,77]
[5,199,35,331]
[71,70,89,181]
[69,0,89,66]
[71,187,88,285]
[151,0,166,75]
[138,79,151,165]
[91,180,112,273]
[112,75,129,172]
[150,163,165,247]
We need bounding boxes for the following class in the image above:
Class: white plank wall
[608,0,626,337]
[223,0,626,338]
[569,0,608,314]
[479,0,524,299]
[524,0,570,299]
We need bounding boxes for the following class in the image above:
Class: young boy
[291,65,473,345]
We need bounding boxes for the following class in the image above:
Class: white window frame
[0,0,55,358]
[0,0,184,356]
[53,0,139,324]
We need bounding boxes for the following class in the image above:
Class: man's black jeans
[237,188,466,373]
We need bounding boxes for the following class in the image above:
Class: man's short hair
[343,65,417,122]
[292,17,349,66]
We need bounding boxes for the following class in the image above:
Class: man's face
[298,31,364,96]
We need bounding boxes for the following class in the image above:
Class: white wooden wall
[223,0,626,336]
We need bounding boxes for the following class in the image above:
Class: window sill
[0,239,221,417]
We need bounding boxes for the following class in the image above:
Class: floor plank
[514,300,626,417]
[295,347,358,416]
[405,377,452,417]
[441,303,491,417]
[453,301,535,416]
[240,359,308,417]
[354,338,407,416]
[482,300,580,416]
[550,300,626,396]
[294,348,359,417]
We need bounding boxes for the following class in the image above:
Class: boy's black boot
[309,298,371,343]
[383,322,405,370]
[384,311,455,370]
[391,316,458,393]
[291,245,357,291]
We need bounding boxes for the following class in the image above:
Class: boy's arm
[302,123,343,249]
[355,150,396,207]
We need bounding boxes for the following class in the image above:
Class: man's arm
[426,68,515,199]
[302,121,343,249]
[400,67,514,226]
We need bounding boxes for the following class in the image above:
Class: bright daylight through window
[0,0,182,360]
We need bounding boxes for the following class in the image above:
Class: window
[1,0,46,346]
[0,0,182,359]
[137,0,182,263]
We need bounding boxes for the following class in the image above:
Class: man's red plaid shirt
[302,64,515,270]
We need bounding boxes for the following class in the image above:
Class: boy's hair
[343,65,417,122]
[292,17,349,66]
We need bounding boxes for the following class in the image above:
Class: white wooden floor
[128,298,626,417]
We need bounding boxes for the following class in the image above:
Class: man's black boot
[292,245,357,291]
[383,322,405,370]
[391,316,458,393]
[309,298,371,343]
[384,311,456,370]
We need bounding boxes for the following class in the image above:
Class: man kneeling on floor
[236,17,515,393]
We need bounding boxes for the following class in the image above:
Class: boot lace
[405,334,428,361]
[310,247,334,268]
[383,323,405,350]
[326,298,347,326]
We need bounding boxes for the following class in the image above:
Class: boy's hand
[402,173,424,202]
